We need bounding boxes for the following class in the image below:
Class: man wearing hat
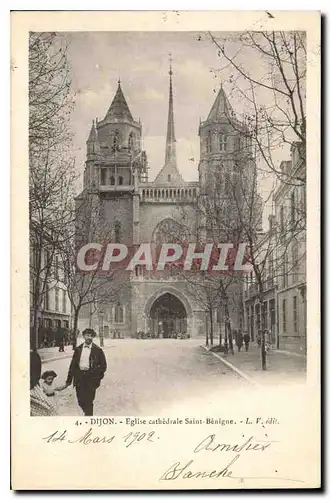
[65,328,107,416]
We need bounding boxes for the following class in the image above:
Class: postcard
[11,10,320,490]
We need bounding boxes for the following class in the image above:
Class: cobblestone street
[41,339,247,416]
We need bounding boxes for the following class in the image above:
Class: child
[41,370,66,397]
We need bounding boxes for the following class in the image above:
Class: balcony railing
[130,269,185,282]
[99,184,133,192]
[140,186,199,203]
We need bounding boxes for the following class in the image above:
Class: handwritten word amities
[193,434,271,454]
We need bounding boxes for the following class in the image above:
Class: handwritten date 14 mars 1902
[42,429,157,447]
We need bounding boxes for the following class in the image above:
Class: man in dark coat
[236,330,244,352]
[243,332,250,352]
[65,328,107,416]
[57,327,65,352]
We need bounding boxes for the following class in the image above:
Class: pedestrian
[71,330,78,350]
[64,328,107,416]
[57,327,65,352]
[237,330,244,352]
[243,332,250,352]
[257,330,262,348]
[30,350,58,416]
[227,324,234,355]
[229,333,234,355]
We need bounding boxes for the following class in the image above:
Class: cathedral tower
[198,85,247,193]
[82,80,147,246]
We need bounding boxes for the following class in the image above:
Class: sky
[61,31,287,227]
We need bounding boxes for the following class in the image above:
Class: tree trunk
[219,313,222,346]
[259,289,267,371]
[72,306,81,350]
[31,251,42,350]
[224,323,228,355]
[228,318,234,355]
[209,308,214,346]
[205,312,209,347]
[31,296,39,350]
[224,301,231,355]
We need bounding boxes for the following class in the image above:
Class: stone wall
[101,194,134,245]
[138,202,197,241]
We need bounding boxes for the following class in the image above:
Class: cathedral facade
[77,66,253,339]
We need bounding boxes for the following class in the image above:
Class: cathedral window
[112,130,120,151]
[114,303,124,324]
[219,134,227,151]
[168,174,171,182]
[118,176,123,186]
[153,218,189,245]
[110,175,115,186]
[101,169,107,186]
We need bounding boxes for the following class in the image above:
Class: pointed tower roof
[154,57,184,185]
[87,119,98,142]
[207,85,236,121]
[105,80,133,121]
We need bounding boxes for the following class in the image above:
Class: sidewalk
[39,337,116,363]
[276,337,306,356]
[203,344,306,385]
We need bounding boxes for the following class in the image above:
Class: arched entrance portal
[149,293,187,338]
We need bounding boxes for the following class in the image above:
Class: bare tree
[206,30,306,187]
[226,158,304,369]
[29,32,76,348]
[59,190,125,346]
[167,174,248,350]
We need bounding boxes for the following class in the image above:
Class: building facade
[30,237,71,347]
[243,142,306,352]
[274,142,306,352]
[77,67,256,339]
[243,216,278,345]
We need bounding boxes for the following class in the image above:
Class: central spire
[154,56,184,185]
[165,53,176,166]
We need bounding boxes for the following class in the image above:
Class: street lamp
[99,310,105,347]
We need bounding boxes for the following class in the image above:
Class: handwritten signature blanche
[159,434,303,484]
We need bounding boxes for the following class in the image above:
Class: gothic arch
[144,286,193,319]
